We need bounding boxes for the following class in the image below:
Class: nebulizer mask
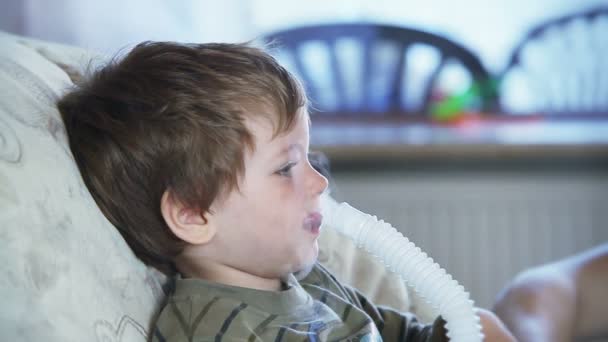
[320,193,483,342]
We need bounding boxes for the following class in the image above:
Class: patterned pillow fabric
[0,31,166,342]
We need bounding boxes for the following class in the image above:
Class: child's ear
[160,190,216,245]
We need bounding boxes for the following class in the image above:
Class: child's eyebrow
[276,143,303,158]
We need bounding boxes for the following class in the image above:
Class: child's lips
[304,212,323,235]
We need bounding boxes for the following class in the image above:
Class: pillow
[317,226,411,311]
[0,31,166,342]
[318,221,436,323]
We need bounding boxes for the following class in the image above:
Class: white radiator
[332,171,608,309]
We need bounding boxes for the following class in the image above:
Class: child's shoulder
[155,278,281,341]
[299,262,354,298]
[299,262,338,286]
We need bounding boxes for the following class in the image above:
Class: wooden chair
[263,23,497,116]
[499,6,608,115]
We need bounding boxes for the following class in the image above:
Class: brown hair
[58,41,306,274]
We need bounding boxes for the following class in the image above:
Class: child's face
[208,108,328,280]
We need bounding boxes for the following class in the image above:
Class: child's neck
[176,256,284,292]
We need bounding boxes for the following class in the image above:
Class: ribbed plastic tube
[321,195,483,341]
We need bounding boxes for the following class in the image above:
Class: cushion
[318,226,435,323]
[0,31,166,342]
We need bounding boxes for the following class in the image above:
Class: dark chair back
[263,23,497,116]
[500,7,608,115]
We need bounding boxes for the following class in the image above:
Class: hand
[477,308,516,342]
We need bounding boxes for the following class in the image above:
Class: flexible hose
[321,194,483,341]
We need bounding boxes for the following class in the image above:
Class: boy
[58,41,512,341]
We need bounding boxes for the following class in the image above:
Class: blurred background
[2,0,607,309]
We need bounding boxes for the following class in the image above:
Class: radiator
[332,171,608,309]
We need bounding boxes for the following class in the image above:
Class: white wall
[331,170,608,308]
[0,1,23,34]
[1,0,253,55]
[1,0,606,70]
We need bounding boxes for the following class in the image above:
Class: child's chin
[292,259,317,280]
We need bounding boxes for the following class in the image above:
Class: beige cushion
[318,227,435,323]
[0,31,166,342]
[318,227,410,311]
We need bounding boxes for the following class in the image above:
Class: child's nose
[309,166,328,195]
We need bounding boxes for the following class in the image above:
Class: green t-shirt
[153,263,446,341]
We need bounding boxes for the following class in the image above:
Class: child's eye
[276,162,296,177]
